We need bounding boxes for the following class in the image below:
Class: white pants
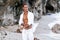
[22,28,34,40]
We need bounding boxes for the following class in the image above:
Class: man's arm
[19,14,24,29]
[29,12,34,27]
[19,14,22,26]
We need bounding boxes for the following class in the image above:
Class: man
[19,3,34,40]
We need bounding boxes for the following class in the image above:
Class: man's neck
[24,11,28,14]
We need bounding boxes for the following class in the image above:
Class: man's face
[23,5,28,12]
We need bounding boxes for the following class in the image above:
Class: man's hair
[23,2,27,7]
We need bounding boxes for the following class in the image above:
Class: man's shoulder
[20,13,23,17]
[28,11,33,14]
[28,11,34,15]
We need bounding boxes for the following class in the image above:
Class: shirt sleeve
[29,12,34,25]
[19,14,23,26]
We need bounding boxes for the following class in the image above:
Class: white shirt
[19,11,34,26]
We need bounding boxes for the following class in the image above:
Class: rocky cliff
[0,0,60,26]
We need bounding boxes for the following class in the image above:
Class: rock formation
[0,0,60,26]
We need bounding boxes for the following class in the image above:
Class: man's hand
[19,24,32,30]
[24,24,32,30]
[20,23,28,28]
[20,26,24,30]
